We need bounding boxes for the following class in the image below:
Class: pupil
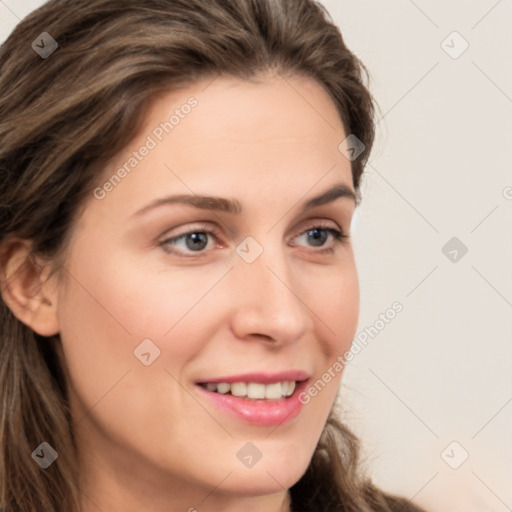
[186,232,208,251]
[308,228,327,247]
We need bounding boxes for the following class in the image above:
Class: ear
[0,238,60,336]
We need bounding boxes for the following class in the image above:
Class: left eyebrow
[300,183,356,212]
[131,183,356,218]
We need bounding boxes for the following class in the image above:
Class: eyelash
[159,222,349,258]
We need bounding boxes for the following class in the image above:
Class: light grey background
[1,1,511,510]
[321,2,512,511]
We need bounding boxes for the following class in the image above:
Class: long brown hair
[0,1,423,511]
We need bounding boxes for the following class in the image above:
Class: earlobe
[0,239,60,336]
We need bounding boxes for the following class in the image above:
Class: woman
[0,1,426,511]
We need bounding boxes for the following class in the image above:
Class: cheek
[55,246,227,406]
[55,250,216,460]
[305,259,359,356]
[337,270,359,350]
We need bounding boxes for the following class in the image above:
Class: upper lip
[195,370,310,385]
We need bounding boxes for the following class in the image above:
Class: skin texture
[3,75,360,512]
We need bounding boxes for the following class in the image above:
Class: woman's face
[51,75,359,508]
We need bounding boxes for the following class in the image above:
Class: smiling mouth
[197,381,297,400]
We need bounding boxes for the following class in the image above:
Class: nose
[229,240,311,346]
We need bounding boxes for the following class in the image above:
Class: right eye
[159,224,223,257]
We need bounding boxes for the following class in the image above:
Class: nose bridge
[230,235,310,343]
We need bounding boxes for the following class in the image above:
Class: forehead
[133,73,346,157]
[86,74,353,221]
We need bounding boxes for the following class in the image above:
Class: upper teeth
[204,381,296,399]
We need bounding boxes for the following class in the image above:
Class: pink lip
[194,378,310,427]
[195,370,310,385]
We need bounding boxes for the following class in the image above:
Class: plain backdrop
[1,1,511,511]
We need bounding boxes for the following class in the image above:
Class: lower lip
[195,380,309,426]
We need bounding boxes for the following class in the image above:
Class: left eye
[160,225,348,257]
[293,226,348,250]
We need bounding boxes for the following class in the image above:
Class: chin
[217,454,310,496]
[221,471,304,497]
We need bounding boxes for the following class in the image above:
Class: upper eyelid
[161,219,345,241]
[153,201,352,239]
